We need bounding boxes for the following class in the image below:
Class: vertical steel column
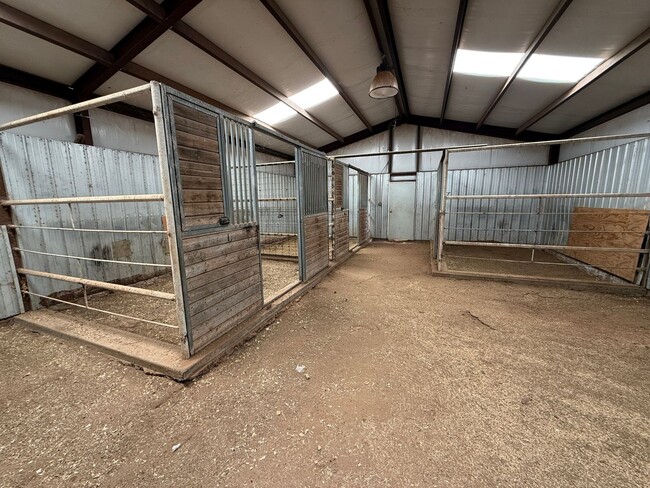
[436,150,449,271]
[295,148,307,281]
[151,81,192,357]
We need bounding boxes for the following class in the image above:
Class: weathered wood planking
[334,162,344,209]
[172,101,225,229]
[182,225,263,353]
[565,207,650,282]
[303,213,329,280]
[333,210,349,260]
[359,208,370,244]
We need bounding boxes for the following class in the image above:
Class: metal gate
[297,149,329,281]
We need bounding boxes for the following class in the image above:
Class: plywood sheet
[565,207,649,282]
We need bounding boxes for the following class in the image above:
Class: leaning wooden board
[565,207,650,282]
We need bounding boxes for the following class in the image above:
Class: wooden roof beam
[259,0,373,131]
[72,0,203,99]
[126,0,343,142]
[440,0,468,123]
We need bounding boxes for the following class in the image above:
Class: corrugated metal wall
[0,133,167,307]
[257,167,297,235]
[446,165,547,244]
[541,139,650,246]
[414,172,438,240]
[369,173,389,239]
[366,139,649,250]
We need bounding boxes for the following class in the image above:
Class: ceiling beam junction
[476,0,573,129]
[259,0,373,131]
[516,26,650,134]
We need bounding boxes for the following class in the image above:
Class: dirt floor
[1,241,649,487]
[51,259,299,344]
[261,236,299,259]
[444,244,608,281]
[56,273,179,344]
[261,258,299,301]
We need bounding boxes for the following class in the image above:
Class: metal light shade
[369,69,398,99]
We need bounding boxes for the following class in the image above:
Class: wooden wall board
[359,208,370,244]
[303,213,329,280]
[334,162,344,209]
[172,101,225,231]
[333,210,349,260]
[565,207,650,282]
[182,225,263,353]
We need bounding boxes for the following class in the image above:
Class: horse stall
[0,82,341,376]
[432,137,650,293]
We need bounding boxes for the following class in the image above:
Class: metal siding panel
[0,133,166,305]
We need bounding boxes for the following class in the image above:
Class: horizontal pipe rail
[447,132,650,153]
[1,194,164,205]
[256,161,295,166]
[445,227,649,234]
[14,247,172,268]
[444,254,643,271]
[445,241,650,253]
[17,268,176,300]
[261,232,298,237]
[9,224,167,234]
[332,143,488,159]
[447,192,650,200]
[0,84,152,130]
[258,197,297,201]
[445,211,646,216]
[23,290,178,329]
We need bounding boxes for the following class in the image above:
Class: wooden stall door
[165,93,263,356]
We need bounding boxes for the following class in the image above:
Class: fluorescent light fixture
[453,49,523,77]
[254,79,338,125]
[519,54,602,83]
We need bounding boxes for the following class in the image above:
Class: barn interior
[0,1,648,486]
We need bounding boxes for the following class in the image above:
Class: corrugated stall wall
[257,165,298,236]
[369,173,389,239]
[0,133,168,307]
[541,138,650,247]
[446,165,548,244]
[414,172,438,240]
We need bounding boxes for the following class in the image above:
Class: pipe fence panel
[0,132,167,305]
[437,138,650,287]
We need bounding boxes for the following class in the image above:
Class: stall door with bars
[297,149,329,281]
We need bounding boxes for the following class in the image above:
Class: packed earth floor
[1,241,648,487]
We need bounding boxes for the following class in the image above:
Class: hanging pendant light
[369,61,399,99]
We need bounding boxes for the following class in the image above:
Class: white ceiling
[0,0,648,148]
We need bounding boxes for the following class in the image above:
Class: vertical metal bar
[151,82,192,357]
[295,148,306,281]
[436,150,449,271]
[217,115,233,221]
